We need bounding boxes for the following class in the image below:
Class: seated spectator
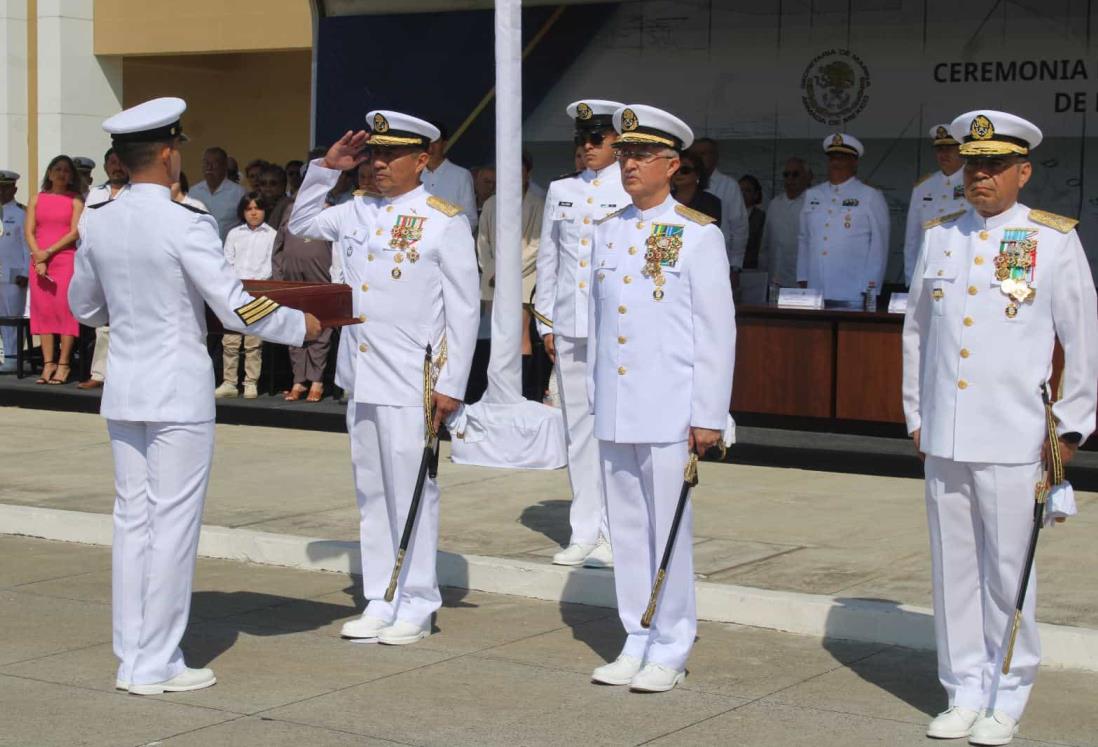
[259,164,292,229]
[215,193,275,400]
[285,159,304,197]
[739,174,766,269]
[671,150,722,223]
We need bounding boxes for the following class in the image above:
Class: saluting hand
[303,313,322,341]
[431,392,461,434]
[324,130,370,172]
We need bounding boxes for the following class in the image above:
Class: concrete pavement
[3,407,1097,629]
[2,535,1097,747]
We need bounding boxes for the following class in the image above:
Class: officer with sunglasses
[533,99,629,569]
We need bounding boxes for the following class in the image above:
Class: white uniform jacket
[289,161,480,404]
[903,170,968,285]
[902,202,1098,463]
[533,162,629,338]
[796,177,890,302]
[587,195,735,443]
[0,201,27,284]
[68,183,306,422]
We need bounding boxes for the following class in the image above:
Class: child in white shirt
[215,193,276,399]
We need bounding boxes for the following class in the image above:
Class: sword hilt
[1001,609,1023,675]
[641,569,666,629]
[384,548,406,602]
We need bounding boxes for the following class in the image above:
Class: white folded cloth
[1044,481,1077,528]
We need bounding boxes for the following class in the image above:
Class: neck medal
[643,223,684,301]
[390,215,427,263]
[995,228,1036,317]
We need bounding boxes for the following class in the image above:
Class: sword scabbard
[1001,609,1023,675]
[641,569,666,629]
[384,548,406,603]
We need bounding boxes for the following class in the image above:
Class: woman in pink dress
[25,155,84,384]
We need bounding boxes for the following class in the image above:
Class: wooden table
[731,305,906,429]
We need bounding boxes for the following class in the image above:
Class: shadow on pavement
[560,568,622,664]
[518,499,572,548]
[823,597,941,717]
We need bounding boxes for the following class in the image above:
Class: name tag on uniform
[778,288,824,310]
[887,293,909,314]
[558,201,573,207]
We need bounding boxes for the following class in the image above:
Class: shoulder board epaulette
[922,209,966,231]
[173,201,209,215]
[427,195,461,217]
[16,202,26,210]
[1029,209,1078,233]
[88,200,115,210]
[913,172,934,187]
[554,170,581,182]
[234,295,281,326]
[595,207,628,225]
[675,203,716,225]
[353,189,381,198]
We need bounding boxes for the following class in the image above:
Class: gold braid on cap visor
[616,132,678,148]
[959,141,1029,156]
[367,134,426,146]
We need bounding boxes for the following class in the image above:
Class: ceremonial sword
[385,343,440,603]
[641,451,700,629]
[1001,387,1064,674]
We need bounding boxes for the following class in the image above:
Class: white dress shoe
[129,667,216,696]
[214,382,238,399]
[378,620,430,646]
[926,706,981,739]
[243,382,259,399]
[968,711,1019,745]
[592,655,643,685]
[582,538,613,569]
[629,663,685,692]
[340,613,389,639]
[115,679,130,691]
[553,542,596,566]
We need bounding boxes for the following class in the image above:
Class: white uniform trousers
[554,334,608,544]
[347,400,441,627]
[924,456,1042,721]
[0,281,26,362]
[107,419,214,685]
[90,326,109,381]
[600,439,695,671]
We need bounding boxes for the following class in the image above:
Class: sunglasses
[782,171,802,178]
[573,131,608,147]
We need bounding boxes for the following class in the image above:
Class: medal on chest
[995,228,1037,317]
[643,223,684,301]
[389,215,427,278]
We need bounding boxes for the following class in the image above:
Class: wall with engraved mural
[519,0,1098,282]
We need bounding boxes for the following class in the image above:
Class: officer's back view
[69,97,320,695]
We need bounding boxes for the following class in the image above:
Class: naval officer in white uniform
[796,133,890,304]
[903,124,968,286]
[904,110,1098,745]
[290,112,480,646]
[533,99,629,568]
[0,171,28,370]
[587,105,734,693]
[69,97,319,695]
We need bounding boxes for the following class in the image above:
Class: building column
[0,2,29,181]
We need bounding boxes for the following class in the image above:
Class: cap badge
[621,108,638,132]
[373,113,390,133]
[970,115,994,141]
[935,126,949,140]
[576,102,593,120]
[831,133,844,147]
